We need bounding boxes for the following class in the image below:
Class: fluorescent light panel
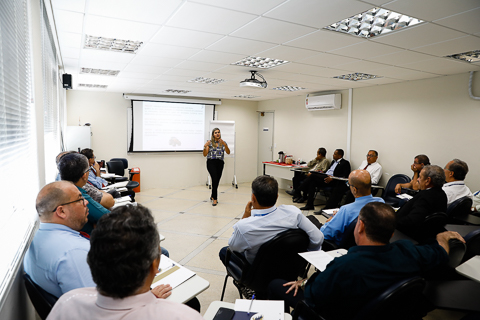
[232,56,289,69]
[164,89,191,94]
[324,7,423,39]
[333,73,381,81]
[84,35,143,53]
[445,50,480,63]
[272,86,305,91]
[233,95,259,98]
[188,77,225,85]
[78,83,108,88]
[80,68,120,76]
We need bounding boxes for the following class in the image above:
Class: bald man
[320,170,384,245]
[24,181,95,298]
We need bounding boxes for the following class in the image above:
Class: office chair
[382,174,411,207]
[106,160,139,190]
[462,228,480,263]
[447,197,480,225]
[220,229,310,300]
[23,273,58,320]
[322,217,358,251]
[419,212,448,241]
[110,158,139,181]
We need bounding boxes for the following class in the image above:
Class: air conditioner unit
[305,93,341,111]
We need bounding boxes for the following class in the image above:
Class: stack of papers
[396,194,413,200]
[299,250,347,272]
[115,196,131,203]
[151,255,195,289]
[322,209,338,215]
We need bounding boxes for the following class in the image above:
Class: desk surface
[203,301,292,320]
[166,274,209,304]
[456,256,480,283]
[424,280,480,312]
[445,224,480,237]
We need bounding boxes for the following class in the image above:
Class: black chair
[462,228,480,263]
[292,277,426,320]
[382,174,411,207]
[106,160,139,190]
[23,273,58,320]
[220,229,310,300]
[447,197,480,225]
[421,212,448,240]
[322,217,358,251]
[110,157,139,182]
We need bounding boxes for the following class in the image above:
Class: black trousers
[268,279,305,313]
[207,159,224,200]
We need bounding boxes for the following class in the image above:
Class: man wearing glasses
[24,181,95,298]
[58,153,110,234]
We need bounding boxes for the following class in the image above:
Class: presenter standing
[204,128,230,206]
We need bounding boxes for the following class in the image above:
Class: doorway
[257,111,274,176]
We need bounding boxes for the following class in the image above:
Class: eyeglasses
[52,197,86,212]
[346,181,355,188]
[366,154,376,158]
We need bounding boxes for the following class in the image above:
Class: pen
[248,294,255,315]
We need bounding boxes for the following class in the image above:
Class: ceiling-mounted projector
[240,71,267,89]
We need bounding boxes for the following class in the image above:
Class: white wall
[66,91,259,189]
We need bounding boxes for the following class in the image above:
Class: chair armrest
[225,248,250,282]
[321,239,339,251]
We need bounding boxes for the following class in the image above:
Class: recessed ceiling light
[164,89,191,94]
[188,77,225,85]
[78,83,108,88]
[445,50,480,63]
[233,95,259,99]
[232,56,289,69]
[84,35,143,53]
[333,73,381,81]
[272,86,306,91]
[324,7,423,39]
[80,68,120,76]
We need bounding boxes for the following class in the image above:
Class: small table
[203,301,292,320]
[456,256,480,283]
[263,162,299,180]
[166,274,210,304]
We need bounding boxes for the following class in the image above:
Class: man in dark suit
[396,165,447,239]
[296,149,351,211]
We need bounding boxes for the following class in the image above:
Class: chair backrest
[421,212,448,240]
[23,273,58,320]
[447,196,473,219]
[110,158,128,169]
[447,239,467,268]
[338,217,358,249]
[106,160,125,176]
[239,229,310,295]
[462,228,480,263]
[382,174,411,205]
[353,276,426,320]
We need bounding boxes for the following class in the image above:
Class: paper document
[456,256,480,282]
[396,194,413,200]
[102,181,129,190]
[322,209,338,215]
[151,255,195,290]
[299,250,347,272]
[234,299,284,320]
[101,173,117,178]
[115,196,131,203]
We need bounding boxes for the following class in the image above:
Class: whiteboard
[208,121,235,157]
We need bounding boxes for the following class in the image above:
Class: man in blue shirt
[24,181,95,298]
[58,153,110,234]
[320,170,384,245]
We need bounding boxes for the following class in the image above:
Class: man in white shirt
[443,159,473,206]
[219,175,324,265]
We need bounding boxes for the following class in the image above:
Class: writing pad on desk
[233,311,260,320]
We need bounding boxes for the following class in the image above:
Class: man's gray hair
[423,165,445,188]
[449,159,469,181]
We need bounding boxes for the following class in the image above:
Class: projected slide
[131,100,214,152]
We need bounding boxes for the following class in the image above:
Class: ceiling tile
[254,46,319,62]
[62,58,79,69]
[231,17,316,44]
[57,32,83,49]
[117,72,158,80]
[188,50,245,64]
[54,9,84,34]
[189,0,286,15]
[129,55,183,67]
[402,58,480,75]
[206,37,277,55]
[384,0,480,21]
[412,36,480,57]
[84,15,161,42]
[163,68,207,77]
[52,0,85,13]
[434,8,480,34]
[334,60,392,73]
[328,41,403,59]
[298,53,359,67]
[265,0,373,28]
[78,59,128,71]
[166,2,257,34]
[137,43,200,59]
[371,23,467,49]
[150,27,224,48]
[285,29,365,52]
[365,50,434,66]
[122,64,170,74]
[175,60,225,72]
[60,46,81,59]
[88,0,182,25]
[77,73,116,85]
[374,66,441,80]
[80,49,135,63]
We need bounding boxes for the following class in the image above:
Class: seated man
[79,148,108,189]
[320,170,384,245]
[219,175,324,265]
[395,165,447,238]
[343,150,382,205]
[46,205,203,320]
[443,159,473,206]
[268,202,464,320]
[24,181,95,298]
[395,154,430,194]
[287,148,330,197]
[58,153,110,234]
[296,149,351,211]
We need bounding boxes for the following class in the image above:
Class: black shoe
[299,205,315,210]
[286,189,295,196]
[313,210,323,215]
[295,197,307,204]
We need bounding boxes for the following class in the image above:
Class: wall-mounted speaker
[63,74,72,89]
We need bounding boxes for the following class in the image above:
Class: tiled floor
[136,183,467,319]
